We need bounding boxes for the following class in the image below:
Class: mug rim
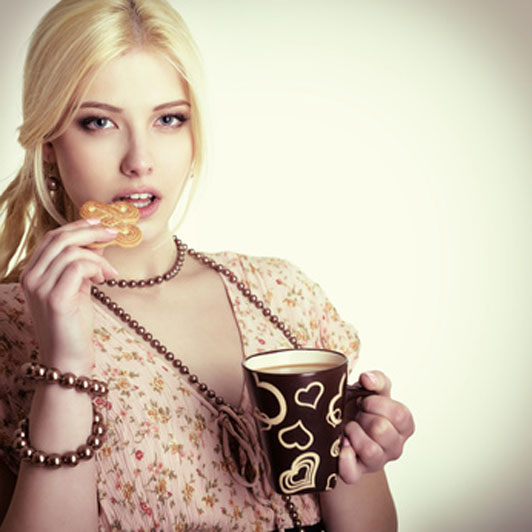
[242,347,348,375]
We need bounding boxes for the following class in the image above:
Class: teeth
[122,193,153,200]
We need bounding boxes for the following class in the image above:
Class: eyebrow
[79,100,191,112]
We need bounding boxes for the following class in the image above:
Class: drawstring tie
[217,404,273,505]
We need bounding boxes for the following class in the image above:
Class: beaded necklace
[91,237,306,531]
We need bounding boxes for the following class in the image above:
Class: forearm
[1,382,99,531]
[319,470,397,532]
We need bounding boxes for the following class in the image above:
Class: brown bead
[34,365,47,380]
[93,411,103,425]
[278,322,286,331]
[13,437,27,450]
[75,376,91,392]
[157,345,167,354]
[242,288,251,297]
[151,339,160,348]
[19,447,33,461]
[44,367,60,383]
[60,372,76,388]
[189,374,198,384]
[172,359,182,368]
[270,315,279,324]
[118,280,127,288]
[128,281,137,287]
[31,451,46,466]
[13,427,26,440]
[92,423,106,437]
[77,444,94,460]
[62,452,79,466]
[165,352,175,361]
[87,435,103,450]
[46,454,62,468]
[20,362,34,378]
[180,365,189,375]
[262,308,272,316]
[129,319,139,329]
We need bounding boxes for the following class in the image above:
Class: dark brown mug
[242,348,374,495]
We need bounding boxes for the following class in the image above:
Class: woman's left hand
[338,371,415,484]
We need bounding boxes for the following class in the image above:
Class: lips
[112,188,161,219]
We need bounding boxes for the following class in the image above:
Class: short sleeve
[224,254,361,376]
[0,284,36,474]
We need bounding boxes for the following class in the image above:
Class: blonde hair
[0,0,205,283]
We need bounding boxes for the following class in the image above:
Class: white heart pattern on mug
[278,420,314,451]
[278,452,320,494]
[294,381,325,410]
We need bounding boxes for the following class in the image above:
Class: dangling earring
[46,165,61,194]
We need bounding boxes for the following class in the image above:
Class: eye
[156,114,188,128]
[79,116,114,131]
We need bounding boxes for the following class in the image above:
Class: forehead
[83,49,188,107]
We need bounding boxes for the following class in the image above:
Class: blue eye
[79,116,113,130]
[157,114,188,127]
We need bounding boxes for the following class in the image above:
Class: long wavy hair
[0,0,206,283]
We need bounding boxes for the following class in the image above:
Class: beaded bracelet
[13,362,109,468]
[19,361,109,398]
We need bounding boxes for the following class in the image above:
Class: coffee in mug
[243,348,373,495]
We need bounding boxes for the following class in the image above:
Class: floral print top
[0,252,360,531]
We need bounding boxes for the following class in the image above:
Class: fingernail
[105,227,119,234]
[364,372,378,385]
[86,218,101,225]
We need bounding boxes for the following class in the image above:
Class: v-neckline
[91,252,250,409]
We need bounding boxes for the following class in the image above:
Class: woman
[0,1,414,530]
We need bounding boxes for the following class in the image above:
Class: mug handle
[343,383,377,422]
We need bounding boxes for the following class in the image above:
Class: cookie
[80,200,143,248]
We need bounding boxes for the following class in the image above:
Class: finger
[22,219,99,277]
[359,371,392,397]
[337,439,364,484]
[24,222,118,282]
[47,259,111,313]
[343,421,387,472]
[354,412,403,461]
[359,395,415,437]
[36,247,118,298]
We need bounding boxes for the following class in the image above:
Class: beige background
[1,1,532,530]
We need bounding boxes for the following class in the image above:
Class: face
[47,49,194,242]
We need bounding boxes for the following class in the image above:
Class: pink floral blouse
[0,252,360,531]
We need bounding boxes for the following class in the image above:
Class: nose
[120,133,154,178]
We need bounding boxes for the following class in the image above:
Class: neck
[102,229,177,281]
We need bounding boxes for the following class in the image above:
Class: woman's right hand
[20,219,119,371]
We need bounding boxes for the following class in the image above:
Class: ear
[42,142,57,164]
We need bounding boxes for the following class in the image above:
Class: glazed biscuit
[80,200,143,248]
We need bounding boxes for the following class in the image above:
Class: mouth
[114,192,157,209]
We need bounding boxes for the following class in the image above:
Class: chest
[101,269,246,406]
